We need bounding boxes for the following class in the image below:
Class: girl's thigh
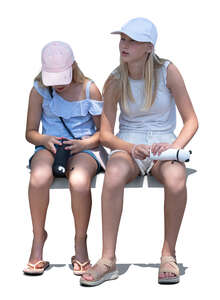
[107,151,140,184]
[29,149,55,184]
[30,149,54,171]
[66,152,98,180]
[150,160,186,185]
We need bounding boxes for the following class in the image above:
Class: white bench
[50,168,196,189]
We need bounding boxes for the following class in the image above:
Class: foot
[82,257,116,282]
[28,230,48,264]
[71,256,91,275]
[73,235,90,273]
[158,256,180,284]
[23,260,50,275]
[80,257,119,286]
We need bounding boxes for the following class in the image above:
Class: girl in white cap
[81,18,198,286]
[24,41,107,275]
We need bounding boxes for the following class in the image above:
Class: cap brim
[111,31,123,35]
[111,30,154,44]
[42,67,72,86]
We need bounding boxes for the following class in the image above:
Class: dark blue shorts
[28,145,102,173]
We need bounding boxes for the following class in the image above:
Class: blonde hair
[103,52,168,112]
[34,61,89,89]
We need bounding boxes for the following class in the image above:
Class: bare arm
[25,87,62,153]
[25,87,45,145]
[82,82,102,149]
[100,78,135,154]
[167,63,199,148]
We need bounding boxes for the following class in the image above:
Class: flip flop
[23,260,50,276]
[80,258,119,287]
[158,256,180,284]
[71,256,91,276]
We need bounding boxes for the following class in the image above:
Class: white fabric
[118,61,176,134]
[110,131,176,175]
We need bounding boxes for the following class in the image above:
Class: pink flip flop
[23,260,50,275]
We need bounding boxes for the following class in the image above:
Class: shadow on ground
[46,262,188,277]
[117,263,187,276]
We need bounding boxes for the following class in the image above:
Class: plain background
[1,0,219,298]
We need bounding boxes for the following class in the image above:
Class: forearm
[81,131,101,149]
[172,117,199,149]
[100,132,134,155]
[26,130,47,146]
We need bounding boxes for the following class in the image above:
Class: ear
[146,43,154,54]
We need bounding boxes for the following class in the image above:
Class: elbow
[25,131,29,142]
[25,130,32,143]
[194,115,199,133]
[186,115,199,135]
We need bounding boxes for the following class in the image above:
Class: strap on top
[85,80,93,99]
[59,117,80,140]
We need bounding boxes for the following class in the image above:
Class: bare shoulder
[103,76,121,104]
[89,81,102,101]
[166,62,185,89]
[29,86,43,105]
[82,79,102,101]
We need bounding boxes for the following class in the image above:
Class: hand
[63,139,85,155]
[42,135,62,154]
[131,144,151,160]
[150,143,175,156]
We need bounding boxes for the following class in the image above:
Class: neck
[127,56,148,80]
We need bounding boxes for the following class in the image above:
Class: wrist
[79,138,93,150]
[41,134,49,146]
[130,144,137,157]
[171,142,183,149]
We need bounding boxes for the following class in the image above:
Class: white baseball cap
[41,41,75,86]
[111,17,158,46]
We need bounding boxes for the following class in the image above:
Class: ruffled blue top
[33,80,103,139]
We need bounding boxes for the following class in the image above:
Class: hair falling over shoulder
[34,61,89,89]
[103,53,168,112]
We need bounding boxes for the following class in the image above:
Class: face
[52,63,75,92]
[53,84,71,93]
[119,33,153,63]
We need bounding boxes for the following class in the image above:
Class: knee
[104,163,128,189]
[163,169,186,194]
[68,172,91,194]
[29,168,53,189]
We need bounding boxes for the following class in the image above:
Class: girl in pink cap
[81,18,198,286]
[23,41,107,275]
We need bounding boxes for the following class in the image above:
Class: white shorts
[110,131,176,176]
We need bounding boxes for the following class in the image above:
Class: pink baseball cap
[41,41,75,86]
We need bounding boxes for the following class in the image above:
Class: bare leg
[151,160,187,279]
[82,151,139,281]
[67,153,97,270]
[28,150,54,264]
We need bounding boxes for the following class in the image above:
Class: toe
[74,263,80,271]
[164,272,175,278]
[82,274,93,281]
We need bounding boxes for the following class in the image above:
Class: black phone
[52,138,71,177]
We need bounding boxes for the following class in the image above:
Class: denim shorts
[28,145,102,173]
[110,131,176,175]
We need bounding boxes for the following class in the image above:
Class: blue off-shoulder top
[33,80,103,139]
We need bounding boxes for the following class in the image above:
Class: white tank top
[118,61,176,133]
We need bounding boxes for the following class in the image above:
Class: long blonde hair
[34,61,89,89]
[103,52,168,112]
